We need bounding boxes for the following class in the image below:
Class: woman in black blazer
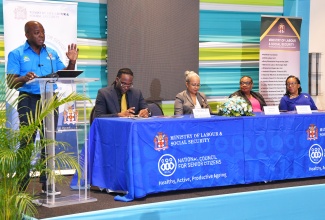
[229,76,266,112]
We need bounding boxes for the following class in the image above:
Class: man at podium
[6,20,79,195]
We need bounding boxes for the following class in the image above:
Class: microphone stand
[39,44,60,198]
[43,44,59,78]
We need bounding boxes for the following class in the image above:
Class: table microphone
[199,93,207,108]
[40,44,59,78]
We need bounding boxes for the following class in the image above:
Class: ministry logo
[14,6,27,20]
[154,132,169,151]
[278,22,285,34]
[63,105,78,125]
[306,124,318,140]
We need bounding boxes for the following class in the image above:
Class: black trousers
[18,92,58,187]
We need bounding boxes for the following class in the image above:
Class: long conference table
[88,112,325,201]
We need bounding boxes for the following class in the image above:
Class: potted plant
[0,75,91,219]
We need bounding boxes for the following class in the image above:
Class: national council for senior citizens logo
[306,124,318,140]
[309,144,323,164]
[158,154,177,176]
[154,132,169,151]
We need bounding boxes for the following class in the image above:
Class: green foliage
[0,75,91,219]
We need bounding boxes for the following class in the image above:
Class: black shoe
[41,184,61,196]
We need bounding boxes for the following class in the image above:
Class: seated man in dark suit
[94,68,151,118]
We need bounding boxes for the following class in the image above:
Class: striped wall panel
[199,1,283,98]
[200,0,283,6]
[77,2,107,39]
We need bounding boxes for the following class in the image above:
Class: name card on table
[263,106,280,115]
[192,108,211,118]
[296,105,312,114]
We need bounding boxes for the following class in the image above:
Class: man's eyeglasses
[240,81,252,85]
[286,82,298,86]
[118,78,133,88]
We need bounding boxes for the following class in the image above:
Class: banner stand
[259,15,302,106]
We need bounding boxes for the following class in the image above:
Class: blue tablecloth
[243,112,325,183]
[81,113,325,201]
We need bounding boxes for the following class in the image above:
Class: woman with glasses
[229,76,266,112]
[279,75,317,111]
[174,70,210,115]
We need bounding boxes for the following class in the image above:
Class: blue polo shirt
[7,41,66,94]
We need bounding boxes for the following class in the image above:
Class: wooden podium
[30,77,98,207]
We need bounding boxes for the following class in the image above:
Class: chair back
[147,102,164,116]
[90,106,95,125]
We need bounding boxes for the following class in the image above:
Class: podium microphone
[43,44,58,78]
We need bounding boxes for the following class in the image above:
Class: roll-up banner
[259,16,302,106]
[3,0,78,173]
